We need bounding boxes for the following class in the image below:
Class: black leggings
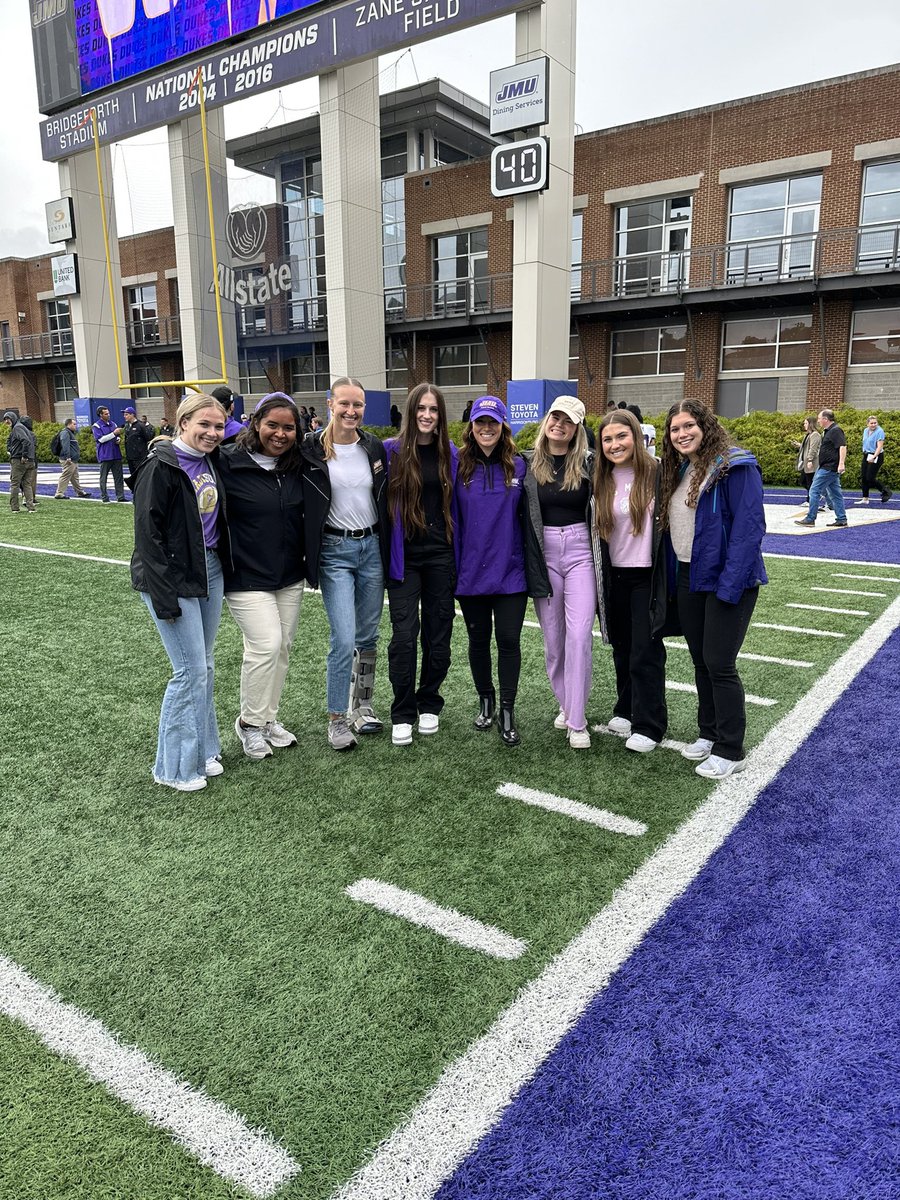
[457,592,528,706]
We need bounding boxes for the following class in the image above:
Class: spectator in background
[298,405,311,434]
[212,385,244,444]
[141,414,154,434]
[857,415,892,505]
[790,415,821,504]
[54,418,90,499]
[3,411,37,513]
[795,409,847,528]
[461,399,474,422]
[123,407,153,483]
[309,414,322,432]
[627,404,657,457]
[390,403,402,429]
[92,406,126,503]
[158,416,175,438]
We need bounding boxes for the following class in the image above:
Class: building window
[433,229,488,315]
[721,314,812,371]
[131,361,165,400]
[571,212,583,300]
[234,265,268,336]
[434,140,468,166]
[433,340,488,387]
[289,345,331,393]
[858,161,900,269]
[727,175,821,281]
[386,336,409,389]
[615,196,691,295]
[569,332,579,381]
[849,307,900,365]
[53,368,78,405]
[44,298,73,355]
[382,134,407,314]
[239,355,272,395]
[282,156,326,330]
[611,324,687,377]
[126,284,159,345]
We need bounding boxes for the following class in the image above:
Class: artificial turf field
[1,500,898,1200]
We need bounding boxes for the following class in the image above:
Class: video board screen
[77,0,324,96]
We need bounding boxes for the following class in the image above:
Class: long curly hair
[236,392,302,472]
[658,398,733,525]
[593,410,658,540]
[387,382,454,542]
[458,418,518,487]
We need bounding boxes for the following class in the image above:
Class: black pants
[99,458,125,501]
[607,567,668,742]
[387,533,456,724]
[861,453,890,499]
[676,573,758,762]
[457,592,528,706]
[800,470,816,500]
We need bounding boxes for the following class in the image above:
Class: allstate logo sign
[226,204,268,261]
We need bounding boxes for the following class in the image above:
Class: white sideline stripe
[345,880,527,961]
[593,723,690,756]
[832,572,900,584]
[663,640,812,669]
[753,621,846,639]
[810,586,885,598]
[496,783,646,837]
[765,551,900,569]
[0,541,129,566]
[0,955,300,1197]
[334,593,900,1200]
[787,602,869,617]
[665,679,777,707]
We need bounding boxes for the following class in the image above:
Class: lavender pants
[533,524,597,732]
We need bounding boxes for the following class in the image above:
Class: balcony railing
[577,223,900,303]
[236,296,327,338]
[125,314,181,348]
[384,274,514,323]
[0,330,74,362]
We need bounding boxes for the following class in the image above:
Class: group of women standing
[130,381,767,792]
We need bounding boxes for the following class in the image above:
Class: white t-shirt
[640,422,657,457]
[328,441,377,530]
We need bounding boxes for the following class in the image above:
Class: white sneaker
[418,713,439,735]
[554,709,568,730]
[855,498,870,505]
[205,757,224,777]
[681,737,714,761]
[625,733,658,753]
[234,716,273,759]
[392,722,413,746]
[153,774,207,792]
[568,727,591,750]
[328,717,358,751]
[608,716,632,736]
[263,720,297,748]
[695,754,746,779]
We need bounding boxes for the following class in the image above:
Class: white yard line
[0,956,300,1198]
[334,593,900,1200]
[345,880,527,962]
[592,723,690,755]
[832,572,900,584]
[764,551,900,569]
[0,542,129,566]
[787,602,869,617]
[810,586,885,598]
[663,640,812,669]
[665,679,776,707]
[753,621,845,639]
[496,783,646,837]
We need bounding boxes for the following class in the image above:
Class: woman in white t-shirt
[301,378,390,751]
[592,409,669,753]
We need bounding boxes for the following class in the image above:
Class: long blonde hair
[322,376,365,461]
[531,412,588,489]
[593,410,658,539]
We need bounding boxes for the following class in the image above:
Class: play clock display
[490,137,550,198]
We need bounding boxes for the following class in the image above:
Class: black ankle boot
[473,691,496,731]
[498,704,520,747]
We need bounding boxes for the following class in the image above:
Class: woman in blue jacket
[659,399,767,779]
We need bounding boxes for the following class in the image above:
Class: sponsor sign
[507,399,541,434]
[38,0,531,157]
[211,203,292,308]
[489,56,548,134]
[51,253,80,296]
[46,196,76,243]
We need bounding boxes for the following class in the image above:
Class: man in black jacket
[3,411,37,513]
[54,418,90,499]
[123,407,153,485]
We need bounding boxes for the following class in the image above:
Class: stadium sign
[37,0,532,160]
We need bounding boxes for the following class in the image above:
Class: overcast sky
[5,0,900,257]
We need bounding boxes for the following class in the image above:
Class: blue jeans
[142,549,224,786]
[319,533,385,714]
[806,468,846,522]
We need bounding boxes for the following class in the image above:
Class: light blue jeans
[806,468,846,523]
[142,549,224,786]
[318,533,385,714]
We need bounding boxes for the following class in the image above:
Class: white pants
[225,583,304,726]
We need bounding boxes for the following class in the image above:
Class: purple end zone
[438,631,900,1199]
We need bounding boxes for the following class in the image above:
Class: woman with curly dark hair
[384,383,458,745]
[659,398,767,779]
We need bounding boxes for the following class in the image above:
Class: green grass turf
[1,506,897,1199]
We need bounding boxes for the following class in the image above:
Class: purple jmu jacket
[384,438,459,582]
[92,417,122,462]
[453,454,527,596]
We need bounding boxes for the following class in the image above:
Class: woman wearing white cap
[523,397,597,749]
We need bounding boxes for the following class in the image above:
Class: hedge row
[4,410,897,490]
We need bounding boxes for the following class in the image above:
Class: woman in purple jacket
[384,383,458,746]
[454,396,529,746]
[659,398,767,779]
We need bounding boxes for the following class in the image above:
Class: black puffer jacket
[130,441,231,620]
[217,444,305,592]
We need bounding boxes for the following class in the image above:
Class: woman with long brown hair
[593,408,669,753]
[659,398,767,778]
[384,383,459,746]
